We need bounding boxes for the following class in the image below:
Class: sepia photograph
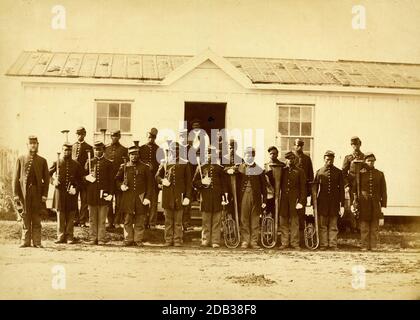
[0,0,419,303]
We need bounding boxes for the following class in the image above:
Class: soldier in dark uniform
[139,128,164,229]
[13,136,50,248]
[293,138,314,235]
[279,151,306,250]
[236,147,267,249]
[178,128,194,232]
[104,130,128,229]
[72,127,93,227]
[342,136,365,232]
[49,143,84,244]
[155,142,192,247]
[116,145,153,246]
[359,152,387,251]
[193,146,228,248]
[264,146,285,216]
[84,141,114,245]
[313,151,345,250]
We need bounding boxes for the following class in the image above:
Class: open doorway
[184,101,226,135]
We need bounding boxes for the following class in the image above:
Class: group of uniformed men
[13,121,387,251]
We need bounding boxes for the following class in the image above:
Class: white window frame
[276,103,315,159]
[94,99,134,137]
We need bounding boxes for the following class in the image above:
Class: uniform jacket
[342,151,365,188]
[359,167,387,221]
[236,163,267,206]
[105,142,128,176]
[13,153,50,203]
[192,163,227,213]
[294,151,314,196]
[139,142,164,175]
[279,165,306,216]
[49,158,84,212]
[264,160,285,197]
[314,165,345,216]
[72,140,93,168]
[84,156,114,206]
[115,161,153,214]
[155,163,192,210]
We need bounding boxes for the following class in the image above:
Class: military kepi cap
[93,141,105,149]
[76,126,86,134]
[110,130,121,137]
[285,151,295,159]
[351,136,361,144]
[324,150,335,157]
[364,152,376,160]
[148,128,158,137]
[62,143,72,150]
[28,135,38,142]
[244,147,255,156]
[128,145,139,154]
[267,146,278,153]
[294,138,304,146]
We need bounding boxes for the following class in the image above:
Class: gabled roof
[6,49,420,90]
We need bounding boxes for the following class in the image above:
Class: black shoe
[124,241,134,246]
[88,240,98,245]
[68,239,78,244]
[173,242,182,247]
[135,242,144,247]
[250,243,261,249]
[19,243,30,248]
[54,239,66,244]
[162,242,172,247]
[278,245,289,250]
[319,246,328,251]
[33,244,44,248]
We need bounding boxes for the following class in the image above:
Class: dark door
[184,102,226,135]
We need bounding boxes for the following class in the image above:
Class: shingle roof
[6,50,420,89]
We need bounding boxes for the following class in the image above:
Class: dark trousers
[57,210,76,241]
[107,191,122,225]
[164,209,183,244]
[319,215,338,248]
[279,195,300,247]
[240,188,261,245]
[22,186,42,246]
[88,205,108,242]
[360,219,379,249]
[147,183,160,227]
[124,213,146,243]
[202,211,222,245]
[75,189,89,224]
[182,203,192,227]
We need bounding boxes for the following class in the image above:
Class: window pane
[302,138,311,152]
[280,137,289,151]
[109,118,119,131]
[302,122,312,136]
[278,106,289,121]
[121,103,131,117]
[290,107,300,121]
[120,118,131,132]
[109,103,119,117]
[301,107,312,122]
[96,117,107,131]
[278,122,289,135]
[97,103,108,117]
[290,122,299,135]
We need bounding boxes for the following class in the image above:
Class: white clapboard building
[6,49,420,216]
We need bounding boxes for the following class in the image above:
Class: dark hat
[191,119,201,126]
[110,130,121,137]
[364,152,376,160]
[285,151,295,159]
[294,138,304,147]
[76,127,86,134]
[128,145,139,154]
[244,147,255,156]
[62,143,72,150]
[324,150,335,157]
[93,141,105,149]
[148,128,158,137]
[267,146,278,153]
[351,136,361,144]
[133,140,140,147]
[28,135,38,142]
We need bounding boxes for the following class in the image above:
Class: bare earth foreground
[0,221,419,299]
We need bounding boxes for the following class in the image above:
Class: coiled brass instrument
[222,194,240,248]
[304,181,319,250]
[261,162,282,248]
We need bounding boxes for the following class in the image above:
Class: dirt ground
[0,221,419,300]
